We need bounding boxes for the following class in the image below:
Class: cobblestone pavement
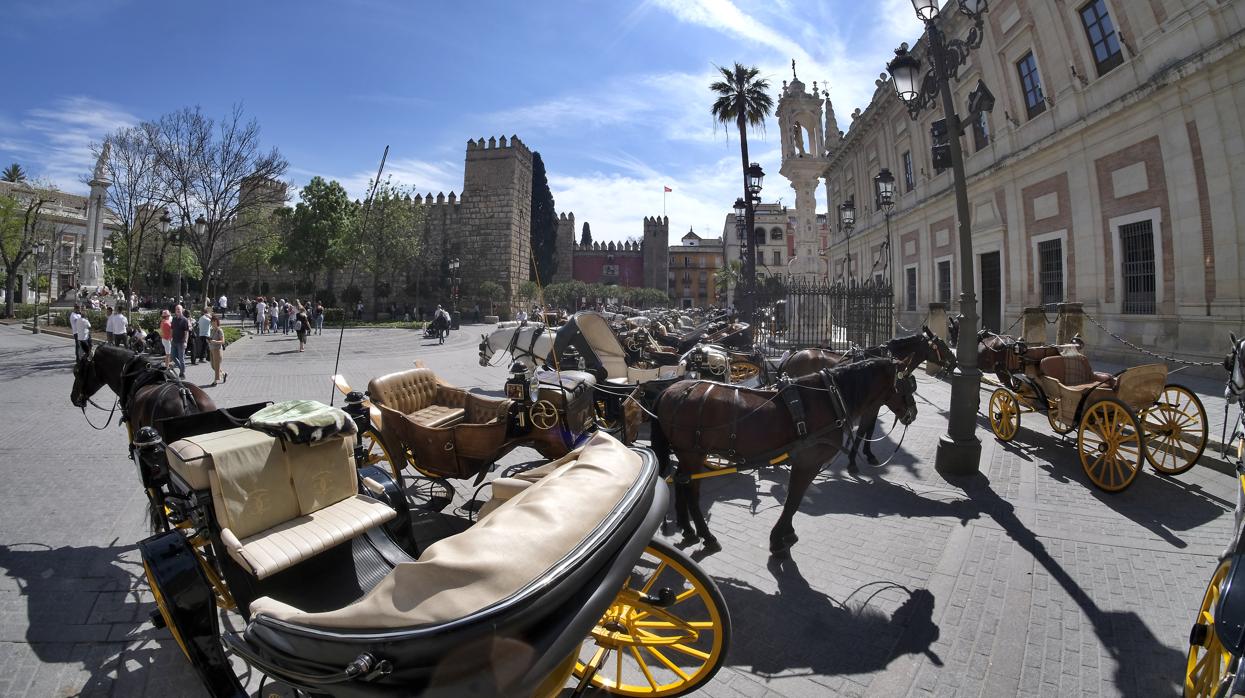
[0,322,1235,697]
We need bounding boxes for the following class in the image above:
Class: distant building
[668,228,723,309]
[555,214,670,291]
[721,202,827,305]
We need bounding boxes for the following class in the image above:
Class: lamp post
[183,215,205,305]
[732,197,747,309]
[30,242,47,334]
[874,168,896,283]
[741,163,764,325]
[838,200,855,283]
[156,211,172,303]
[886,0,993,475]
[448,257,461,313]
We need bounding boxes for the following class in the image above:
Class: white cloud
[307,156,463,202]
[1,96,137,194]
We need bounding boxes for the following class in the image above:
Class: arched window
[770,226,784,241]
[754,227,766,245]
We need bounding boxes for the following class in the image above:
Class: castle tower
[552,211,576,283]
[460,135,533,307]
[642,215,670,293]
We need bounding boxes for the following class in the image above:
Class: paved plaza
[0,321,1237,697]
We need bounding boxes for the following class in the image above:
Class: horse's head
[70,345,104,408]
[479,333,494,366]
[886,365,919,426]
[921,325,957,370]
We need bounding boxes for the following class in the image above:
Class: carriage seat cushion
[248,432,644,629]
[1040,355,1101,389]
[410,404,465,428]
[368,368,441,416]
[166,427,395,580]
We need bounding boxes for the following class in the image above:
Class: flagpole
[663,190,666,217]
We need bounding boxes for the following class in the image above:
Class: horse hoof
[679,533,700,548]
[701,537,722,554]
[865,453,880,466]
[661,519,678,537]
[847,463,859,475]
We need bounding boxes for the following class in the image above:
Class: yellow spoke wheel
[1078,397,1143,492]
[729,361,760,383]
[988,388,1020,442]
[360,429,403,485]
[1186,559,1235,697]
[1142,384,1208,476]
[574,539,730,696]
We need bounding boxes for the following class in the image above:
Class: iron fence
[752,277,894,356]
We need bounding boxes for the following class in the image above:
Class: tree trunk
[737,110,754,320]
[3,266,16,317]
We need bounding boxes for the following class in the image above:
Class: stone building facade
[669,229,723,309]
[721,203,828,306]
[802,0,1245,368]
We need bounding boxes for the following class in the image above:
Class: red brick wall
[573,253,645,287]
[1093,135,1174,312]
[1021,172,1074,304]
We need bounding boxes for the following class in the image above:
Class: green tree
[714,259,743,301]
[276,177,355,296]
[710,63,773,316]
[579,222,592,247]
[517,279,541,307]
[92,124,169,304]
[1,163,27,183]
[344,178,422,319]
[0,183,56,317]
[529,152,559,284]
[476,280,505,316]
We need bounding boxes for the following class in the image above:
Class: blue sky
[0,0,922,244]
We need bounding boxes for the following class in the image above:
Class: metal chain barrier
[1083,309,1221,367]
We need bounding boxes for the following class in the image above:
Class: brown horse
[777,329,954,471]
[650,357,919,557]
[977,330,1023,388]
[70,343,216,442]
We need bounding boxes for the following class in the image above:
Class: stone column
[1022,307,1047,344]
[1056,302,1084,345]
[926,302,947,374]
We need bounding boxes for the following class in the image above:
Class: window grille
[1080,0,1123,76]
[1120,220,1156,314]
[1016,52,1046,119]
[903,151,915,192]
[1037,238,1064,307]
[906,267,917,311]
[937,260,951,304]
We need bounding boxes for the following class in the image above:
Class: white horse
[478,322,555,374]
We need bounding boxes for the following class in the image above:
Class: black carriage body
[230,450,667,697]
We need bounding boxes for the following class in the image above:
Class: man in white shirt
[69,304,84,359]
[255,299,267,334]
[76,314,92,356]
[218,294,228,314]
[106,306,128,347]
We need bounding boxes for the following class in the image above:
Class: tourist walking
[207,314,228,386]
[195,308,212,364]
[295,305,310,352]
[159,309,173,367]
[170,305,189,379]
[104,306,115,346]
[314,302,324,334]
[106,306,128,347]
[69,304,85,360]
[255,297,267,334]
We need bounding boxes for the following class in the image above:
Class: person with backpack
[295,304,310,352]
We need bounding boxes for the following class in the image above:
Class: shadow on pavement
[717,556,941,679]
[791,474,981,526]
[943,474,1186,698]
[0,542,203,696]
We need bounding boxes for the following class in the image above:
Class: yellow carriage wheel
[1186,559,1234,697]
[574,539,730,697]
[1078,397,1144,492]
[1046,404,1077,435]
[988,388,1020,442]
[1142,384,1208,476]
[729,361,761,383]
[359,429,403,484]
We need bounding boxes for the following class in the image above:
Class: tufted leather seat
[368,369,469,427]
[166,427,395,580]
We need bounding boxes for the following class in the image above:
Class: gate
[753,277,894,356]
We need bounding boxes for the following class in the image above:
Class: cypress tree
[529,152,559,283]
[580,222,593,247]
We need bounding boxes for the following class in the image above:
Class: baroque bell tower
[777,61,831,280]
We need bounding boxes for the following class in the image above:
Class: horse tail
[648,412,674,478]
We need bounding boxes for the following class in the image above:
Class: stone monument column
[79,142,111,290]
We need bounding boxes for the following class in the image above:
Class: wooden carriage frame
[986,350,1208,492]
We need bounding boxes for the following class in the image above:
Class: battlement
[465,134,532,158]
[573,240,643,254]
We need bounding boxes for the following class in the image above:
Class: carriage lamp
[874,169,896,212]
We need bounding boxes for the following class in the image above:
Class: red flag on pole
[663,186,673,192]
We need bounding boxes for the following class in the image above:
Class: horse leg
[860,413,880,466]
[673,474,697,545]
[687,478,720,552]
[770,454,825,556]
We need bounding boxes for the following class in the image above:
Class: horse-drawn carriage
[982,334,1208,492]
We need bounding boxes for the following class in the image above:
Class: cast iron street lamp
[874,168,896,282]
[732,197,747,308]
[886,0,994,475]
[448,257,461,312]
[30,241,47,334]
[157,211,172,301]
[741,163,764,323]
[838,200,855,282]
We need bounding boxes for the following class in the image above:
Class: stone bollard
[1056,302,1083,345]
[926,302,947,375]
[1022,307,1047,344]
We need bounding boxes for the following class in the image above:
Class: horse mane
[885,334,923,355]
[802,356,895,411]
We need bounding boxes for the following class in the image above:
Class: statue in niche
[93,140,111,181]
[791,120,807,157]
[90,256,101,281]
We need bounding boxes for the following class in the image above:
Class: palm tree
[1,163,27,182]
[710,63,773,318]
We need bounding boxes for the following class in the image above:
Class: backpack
[294,319,303,332]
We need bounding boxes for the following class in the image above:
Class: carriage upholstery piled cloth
[245,400,356,444]
[165,427,394,580]
[248,432,644,628]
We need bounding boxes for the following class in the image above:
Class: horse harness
[505,324,545,365]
